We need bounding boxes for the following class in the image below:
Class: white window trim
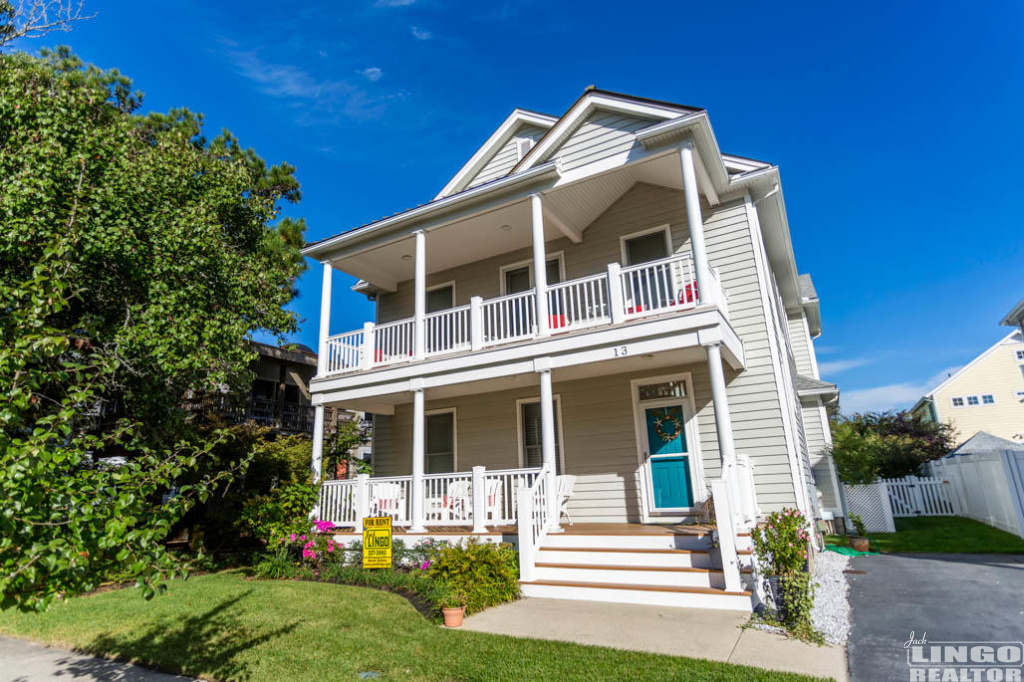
[515,394,567,474]
[1014,390,1024,401]
[619,224,674,266]
[426,280,457,310]
[981,394,996,405]
[424,407,457,474]
[950,396,965,408]
[498,251,566,296]
[628,371,706,521]
[1015,349,1024,361]
[966,395,980,406]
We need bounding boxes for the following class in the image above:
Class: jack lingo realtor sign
[905,632,1024,681]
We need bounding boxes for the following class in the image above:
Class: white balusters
[325,330,365,374]
[546,274,610,332]
[373,318,415,365]
[424,305,471,357]
[318,479,358,527]
[481,290,537,346]
[619,253,696,318]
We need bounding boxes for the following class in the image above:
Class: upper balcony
[321,252,730,377]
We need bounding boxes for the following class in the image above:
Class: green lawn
[827,516,1024,554]
[0,571,824,681]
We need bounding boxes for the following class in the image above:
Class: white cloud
[318,49,328,58]
[841,366,962,414]
[220,42,351,99]
[814,345,840,355]
[359,67,384,82]
[410,25,431,40]
[375,0,415,6]
[818,357,873,376]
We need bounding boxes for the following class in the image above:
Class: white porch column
[530,193,551,338]
[679,141,712,305]
[537,360,561,532]
[311,404,325,483]
[409,379,427,532]
[316,261,333,375]
[704,341,737,466]
[413,230,427,360]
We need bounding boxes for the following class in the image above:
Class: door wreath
[651,410,684,443]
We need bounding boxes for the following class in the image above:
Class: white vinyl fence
[843,482,896,533]
[928,449,1024,538]
[883,476,958,517]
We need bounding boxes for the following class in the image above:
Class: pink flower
[290,533,296,542]
[420,560,430,571]
[327,544,334,552]
[302,549,316,559]
[315,520,335,533]
[299,535,306,541]
[788,542,793,547]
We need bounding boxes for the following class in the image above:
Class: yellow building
[913,325,1024,445]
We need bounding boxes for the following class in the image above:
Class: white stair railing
[712,455,760,594]
[483,467,542,526]
[516,464,551,582]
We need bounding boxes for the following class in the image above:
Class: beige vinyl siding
[931,334,1024,444]
[374,183,804,512]
[466,124,548,189]
[802,396,839,510]
[787,313,817,378]
[549,112,657,172]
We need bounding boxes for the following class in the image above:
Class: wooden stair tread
[537,562,712,573]
[523,579,751,596]
[540,546,709,555]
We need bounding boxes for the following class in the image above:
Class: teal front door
[645,405,693,509]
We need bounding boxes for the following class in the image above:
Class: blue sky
[20,0,1023,413]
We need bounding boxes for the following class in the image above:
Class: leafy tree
[828,411,956,483]
[1,48,307,610]
[326,415,372,478]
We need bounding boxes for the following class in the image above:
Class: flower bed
[253,520,520,622]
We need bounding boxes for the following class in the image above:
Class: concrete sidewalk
[460,598,848,681]
[0,636,193,682]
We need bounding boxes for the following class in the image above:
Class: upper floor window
[427,283,455,313]
[1016,390,1024,402]
[951,397,965,407]
[1015,349,1024,360]
[500,254,564,295]
[426,409,456,474]
[967,396,980,406]
[621,226,671,266]
[982,394,995,404]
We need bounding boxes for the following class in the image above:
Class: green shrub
[848,513,867,537]
[253,546,298,580]
[238,482,317,545]
[426,539,519,615]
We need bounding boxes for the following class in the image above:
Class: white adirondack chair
[556,474,577,525]
[371,482,406,521]
[484,478,504,524]
[445,480,472,521]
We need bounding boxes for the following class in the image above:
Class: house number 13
[614,346,628,357]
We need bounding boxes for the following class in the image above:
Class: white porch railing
[711,454,759,593]
[481,290,536,346]
[316,465,543,531]
[321,252,723,375]
[515,464,552,582]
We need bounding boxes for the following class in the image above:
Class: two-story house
[302,88,839,611]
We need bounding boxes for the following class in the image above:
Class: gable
[544,111,660,172]
[466,124,548,189]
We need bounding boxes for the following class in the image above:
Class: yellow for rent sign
[362,516,392,569]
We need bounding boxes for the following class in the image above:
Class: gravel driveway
[845,553,1024,682]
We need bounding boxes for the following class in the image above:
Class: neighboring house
[302,88,838,610]
[912,316,1024,444]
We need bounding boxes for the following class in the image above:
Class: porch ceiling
[328,151,687,292]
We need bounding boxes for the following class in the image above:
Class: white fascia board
[722,154,772,173]
[922,329,1022,398]
[310,309,741,401]
[301,162,559,261]
[634,112,730,196]
[434,109,557,200]
[514,93,686,174]
[1001,298,1024,328]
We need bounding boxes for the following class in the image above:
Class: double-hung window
[426,410,455,474]
[519,398,561,474]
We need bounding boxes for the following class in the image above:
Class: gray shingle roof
[948,431,1022,457]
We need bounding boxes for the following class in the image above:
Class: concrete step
[520,579,753,611]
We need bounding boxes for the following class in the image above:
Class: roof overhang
[1001,297,1024,330]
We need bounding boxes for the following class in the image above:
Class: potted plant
[848,514,870,552]
[751,507,811,623]
[440,588,467,628]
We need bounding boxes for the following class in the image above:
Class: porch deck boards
[330,522,720,536]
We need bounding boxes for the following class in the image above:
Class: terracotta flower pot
[850,536,870,552]
[442,606,465,628]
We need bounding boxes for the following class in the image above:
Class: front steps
[521,529,755,611]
